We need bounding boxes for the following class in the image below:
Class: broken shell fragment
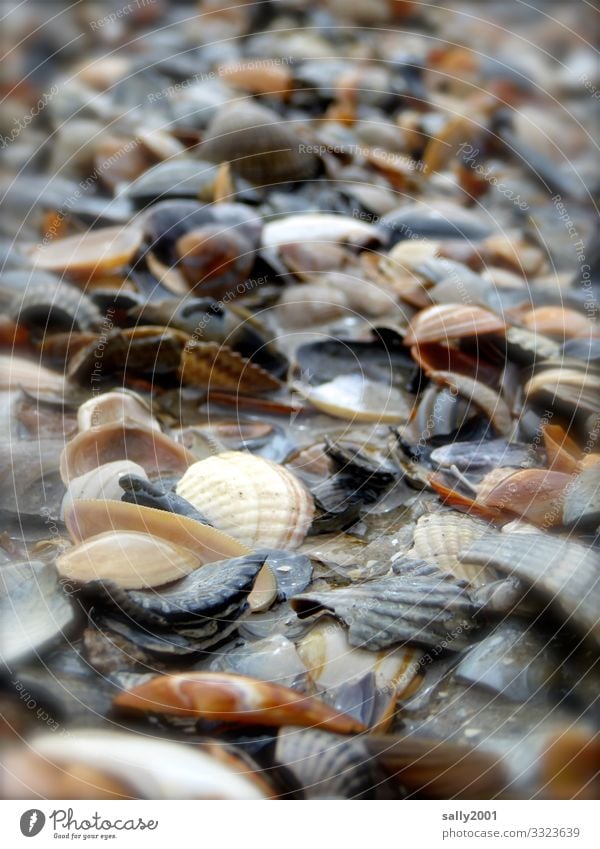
[175,451,314,549]
[114,672,365,733]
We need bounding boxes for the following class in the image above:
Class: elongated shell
[201,102,318,183]
[64,499,250,563]
[403,304,506,346]
[114,672,365,733]
[176,451,314,549]
[56,531,202,589]
[60,423,194,482]
[77,390,160,432]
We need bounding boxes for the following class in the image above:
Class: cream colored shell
[176,451,314,549]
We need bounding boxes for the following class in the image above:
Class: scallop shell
[28,226,143,279]
[461,532,600,646]
[2,730,268,799]
[77,390,160,432]
[56,531,202,589]
[60,423,194,482]
[63,499,250,563]
[403,304,506,346]
[201,102,318,184]
[407,512,497,586]
[10,280,101,332]
[114,671,365,733]
[292,561,479,651]
[61,460,147,518]
[179,341,281,393]
[175,451,314,549]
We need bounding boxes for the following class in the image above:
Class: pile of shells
[0,0,598,802]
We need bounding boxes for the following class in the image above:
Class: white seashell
[408,512,496,587]
[176,451,314,549]
[77,390,160,432]
[262,213,383,250]
[56,530,201,589]
[60,460,147,520]
[295,374,412,423]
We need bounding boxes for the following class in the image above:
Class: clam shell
[77,390,160,432]
[262,213,383,250]
[28,226,143,279]
[179,341,281,393]
[0,355,66,395]
[0,561,76,663]
[477,468,572,526]
[429,371,513,436]
[408,512,497,586]
[60,423,194,482]
[114,671,365,733]
[2,730,268,799]
[201,102,318,183]
[430,439,540,472]
[461,532,600,646]
[175,451,314,549]
[64,499,250,563]
[292,561,478,651]
[403,304,506,346]
[296,375,412,423]
[524,367,600,416]
[61,460,147,518]
[56,531,202,589]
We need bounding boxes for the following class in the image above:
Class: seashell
[380,202,492,245]
[114,671,365,733]
[175,226,255,298]
[524,367,600,416]
[210,634,308,690]
[126,160,220,205]
[118,475,210,524]
[403,304,506,346]
[430,439,540,473]
[247,562,279,613]
[201,101,319,183]
[520,306,596,339]
[61,460,147,518]
[77,390,160,432]
[542,423,580,473]
[262,213,384,250]
[56,531,202,589]
[428,371,513,436]
[64,499,250,563]
[504,325,561,365]
[60,423,195,482]
[175,451,314,549]
[292,561,479,652]
[10,280,101,332]
[275,727,393,799]
[28,226,143,279]
[476,468,572,526]
[411,384,479,440]
[563,464,600,528]
[217,61,293,97]
[296,375,412,423]
[294,337,415,389]
[1,730,269,799]
[461,532,600,647]
[179,341,282,393]
[0,561,76,664]
[0,355,67,395]
[407,512,497,586]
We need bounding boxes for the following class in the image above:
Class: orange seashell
[218,62,292,98]
[542,423,581,473]
[478,468,572,526]
[429,473,503,520]
[404,304,506,346]
[519,306,596,340]
[114,672,365,734]
[28,226,143,280]
[410,342,499,384]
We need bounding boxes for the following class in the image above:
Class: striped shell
[175,451,314,549]
[403,304,506,346]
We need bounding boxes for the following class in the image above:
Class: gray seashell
[259,549,313,600]
[10,280,101,332]
[201,101,319,184]
[275,727,394,799]
[291,561,479,652]
[430,440,541,473]
[125,160,219,204]
[563,465,600,529]
[461,533,600,647]
[0,561,77,663]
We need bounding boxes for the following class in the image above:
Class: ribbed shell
[403,303,506,346]
[175,451,314,549]
[408,512,496,587]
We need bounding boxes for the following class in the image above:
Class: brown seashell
[56,531,202,589]
[428,370,513,436]
[28,226,143,280]
[403,304,506,346]
[524,367,600,416]
[0,355,67,394]
[542,423,580,473]
[218,61,292,98]
[113,671,365,733]
[201,102,319,184]
[410,342,499,384]
[64,499,250,563]
[519,306,596,340]
[477,468,572,526]
[179,341,281,394]
[60,423,195,482]
[175,226,255,298]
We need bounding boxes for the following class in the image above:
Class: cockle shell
[77,390,160,432]
[175,451,314,549]
[476,468,572,526]
[56,531,202,589]
[60,423,195,482]
[1,730,269,799]
[179,341,281,393]
[28,226,143,279]
[114,671,365,733]
[403,303,506,346]
[63,499,250,563]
